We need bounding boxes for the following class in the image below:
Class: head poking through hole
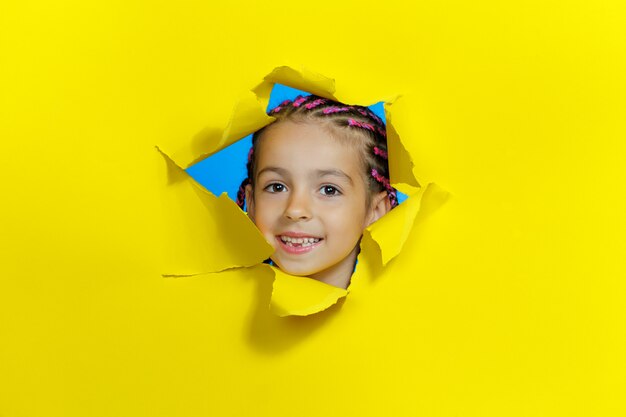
[236,94,398,288]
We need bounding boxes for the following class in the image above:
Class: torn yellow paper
[367,183,450,266]
[385,101,421,189]
[252,65,339,105]
[158,147,273,276]
[367,185,426,266]
[159,64,446,316]
[269,266,349,317]
[162,91,276,169]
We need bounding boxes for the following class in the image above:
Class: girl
[236,94,398,289]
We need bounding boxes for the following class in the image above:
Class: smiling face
[245,119,389,289]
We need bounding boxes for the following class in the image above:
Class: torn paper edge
[158,65,447,316]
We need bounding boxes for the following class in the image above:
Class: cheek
[250,197,277,235]
[327,201,368,237]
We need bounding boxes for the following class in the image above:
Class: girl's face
[245,120,387,288]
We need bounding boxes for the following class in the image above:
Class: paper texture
[4,3,624,415]
[160,65,446,315]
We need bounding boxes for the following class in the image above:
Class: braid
[236,177,250,209]
[235,146,256,210]
[237,94,398,211]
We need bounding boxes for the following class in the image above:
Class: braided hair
[235,94,398,210]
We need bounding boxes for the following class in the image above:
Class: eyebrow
[256,167,289,179]
[256,167,354,185]
[316,169,354,185]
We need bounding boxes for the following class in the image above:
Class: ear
[244,184,255,221]
[366,190,392,227]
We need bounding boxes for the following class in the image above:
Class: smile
[276,234,323,254]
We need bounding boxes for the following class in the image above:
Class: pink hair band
[305,98,326,109]
[348,118,376,132]
[323,106,351,114]
[292,96,308,107]
[373,146,388,159]
[371,168,392,189]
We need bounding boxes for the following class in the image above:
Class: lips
[275,233,323,255]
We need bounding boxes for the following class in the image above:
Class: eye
[264,183,287,193]
[320,185,341,196]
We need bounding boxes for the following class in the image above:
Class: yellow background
[1,1,625,416]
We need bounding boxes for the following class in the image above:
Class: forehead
[256,120,363,176]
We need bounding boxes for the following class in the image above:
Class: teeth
[280,236,321,245]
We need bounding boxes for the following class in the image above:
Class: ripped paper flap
[269,266,348,317]
[367,184,425,266]
[158,147,273,276]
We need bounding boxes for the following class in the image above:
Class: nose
[283,189,312,221]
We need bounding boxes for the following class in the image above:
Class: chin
[271,258,318,277]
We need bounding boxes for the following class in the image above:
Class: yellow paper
[252,65,339,102]
[2,1,624,416]
[160,65,445,315]
[269,266,349,317]
[158,147,273,275]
